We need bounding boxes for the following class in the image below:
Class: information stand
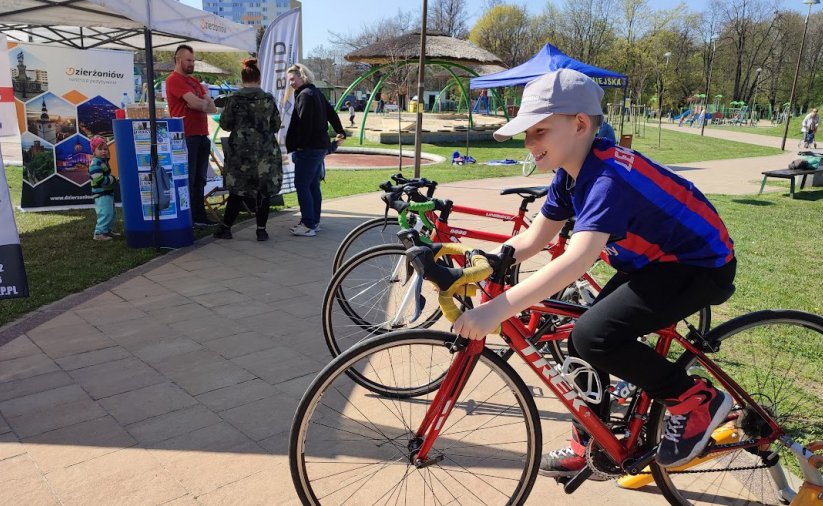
[113,118,193,248]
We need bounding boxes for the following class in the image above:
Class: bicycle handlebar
[381,189,450,232]
[400,234,516,326]
[379,175,438,198]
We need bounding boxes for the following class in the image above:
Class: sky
[179,0,810,56]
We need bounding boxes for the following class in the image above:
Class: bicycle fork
[408,337,485,467]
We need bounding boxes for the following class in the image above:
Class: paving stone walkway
[0,127,815,504]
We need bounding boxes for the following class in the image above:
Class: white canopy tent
[0,0,256,52]
[1,0,256,246]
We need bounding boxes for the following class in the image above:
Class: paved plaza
[0,126,810,505]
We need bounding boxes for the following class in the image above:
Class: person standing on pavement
[165,44,217,227]
[801,107,819,149]
[285,63,346,237]
[213,58,283,242]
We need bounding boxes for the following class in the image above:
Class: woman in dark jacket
[285,63,346,237]
[214,58,283,241]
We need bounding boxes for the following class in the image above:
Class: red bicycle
[322,183,709,363]
[292,241,823,505]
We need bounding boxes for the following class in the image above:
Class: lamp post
[781,0,820,150]
[751,67,762,126]
[700,35,720,136]
[413,0,428,177]
[658,51,672,147]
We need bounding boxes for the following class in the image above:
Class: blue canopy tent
[470,43,629,134]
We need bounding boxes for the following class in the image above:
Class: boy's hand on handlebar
[453,305,503,341]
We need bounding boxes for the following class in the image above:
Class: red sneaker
[538,446,586,477]
[656,377,732,468]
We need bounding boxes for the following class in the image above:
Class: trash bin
[408,100,418,113]
[113,118,193,249]
[619,134,634,148]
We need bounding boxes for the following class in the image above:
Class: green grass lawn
[0,128,802,327]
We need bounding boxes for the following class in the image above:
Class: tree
[305,44,340,83]
[800,12,823,109]
[328,9,417,53]
[469,5,539,68]
[548,0,617,66]
[715,0,783,102]
[153,50,245,84]
[428,0,469,39]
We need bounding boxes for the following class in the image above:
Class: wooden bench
[759,167,822,198]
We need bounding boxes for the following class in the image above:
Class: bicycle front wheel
[650,309,823,505]
[323,244,443,358]
[332,217,404,272]
[290,330,542,505]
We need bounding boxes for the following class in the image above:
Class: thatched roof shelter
[474,64,507,76]
[345,31,502,66]
[154,60,229,75]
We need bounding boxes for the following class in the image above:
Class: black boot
[256,228,269,241]
[213,225,232,239]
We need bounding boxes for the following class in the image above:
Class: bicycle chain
[636,439,775,475]
[636,462,771,475]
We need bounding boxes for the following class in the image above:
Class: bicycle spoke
[651,314,823,505]
[293,332,539,505]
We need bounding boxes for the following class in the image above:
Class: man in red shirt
[165,45,217,227]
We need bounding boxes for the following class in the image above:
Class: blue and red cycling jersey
[540,138,735,272]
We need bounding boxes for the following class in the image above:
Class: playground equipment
[605,102,647,137]
[774,102,791,125]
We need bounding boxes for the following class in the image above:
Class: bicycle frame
[410,280,786,476]
[420,203,603,289]
[384,205,599,329]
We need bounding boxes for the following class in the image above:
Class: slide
[673,108,691,121]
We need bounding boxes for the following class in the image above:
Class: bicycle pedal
[698,438,718,459]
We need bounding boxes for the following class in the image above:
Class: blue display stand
[113,118,193,248]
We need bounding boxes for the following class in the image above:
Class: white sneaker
[291,221,320,232]
[291,224,316,237]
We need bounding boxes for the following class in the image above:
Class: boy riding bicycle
[452,69,737,477]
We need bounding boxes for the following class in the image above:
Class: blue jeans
[94,194,115,235]
[292,149,326,229]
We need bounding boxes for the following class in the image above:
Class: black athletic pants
[569,258,736,423]
[186,135,211,222]
[222,193,271,229]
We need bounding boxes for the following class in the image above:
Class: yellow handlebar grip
[436,250,496,336]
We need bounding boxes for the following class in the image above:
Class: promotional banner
[260,7,300,194]
[0,35,29,299]
[9,41,133,210]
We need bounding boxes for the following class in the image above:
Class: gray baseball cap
[493,68,605,141]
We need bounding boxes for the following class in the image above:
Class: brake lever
[408,272,426,324]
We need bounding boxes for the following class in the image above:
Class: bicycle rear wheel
[323,244,443,358]
[332,217,404,272]
[649,310,823,505]
[290,330,542,505]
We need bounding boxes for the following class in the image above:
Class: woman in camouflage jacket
[214,58,283,241]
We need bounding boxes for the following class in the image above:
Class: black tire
[649,309,823,505]
[290,330,542,505]
[323,244,443,358]
[332,217,404,272]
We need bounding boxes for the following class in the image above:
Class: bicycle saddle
[499,186,549,199]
